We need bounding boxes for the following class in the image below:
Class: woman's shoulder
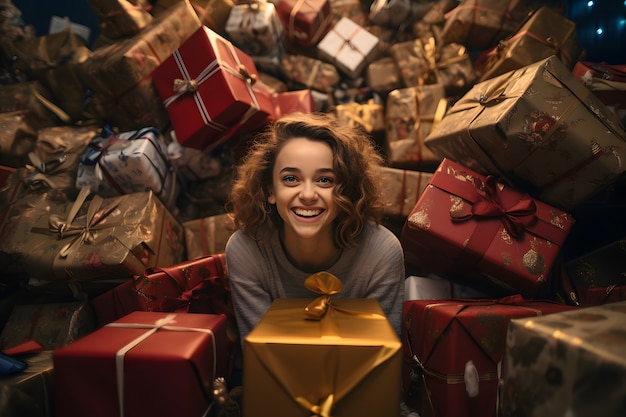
[225,229,277,254]
[359,222,403,251]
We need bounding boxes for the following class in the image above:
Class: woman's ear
[268,193,276,204]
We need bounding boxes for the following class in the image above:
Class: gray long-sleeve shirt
[225,222,406,343]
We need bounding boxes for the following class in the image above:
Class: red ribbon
[451,175,537,239]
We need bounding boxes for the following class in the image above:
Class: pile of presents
[0,0,625,416]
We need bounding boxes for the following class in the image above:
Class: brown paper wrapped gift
[152,0,234,35]
[385,83,446,170]
[281,53,340,93]
[389,37,439,87]
[440,0,539,51]
[380,166,432,219]
[88,0,154,40]
[243,273,402,417]
[79,0,201,100]
[0,351,54,417]
[0,188,185,297]
[9,31,91,122]
[366,57,403,94]
[499,301,626,417]
[0,301,96,351]
[183,212,236,259]
[478,6,584,82]
[424,55,626,210]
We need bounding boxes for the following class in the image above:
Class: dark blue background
[10,0,626,63]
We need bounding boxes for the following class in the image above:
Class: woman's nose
[299,182,318,201]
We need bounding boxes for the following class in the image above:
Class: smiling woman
[225,111,406,345]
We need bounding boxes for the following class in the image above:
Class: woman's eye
[282,175,298,184]
[318,176,335,186]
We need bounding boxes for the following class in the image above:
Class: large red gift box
[152,26,275,150]
[402,296,577,417]
[401,158,575,297]
[53,311,228,417]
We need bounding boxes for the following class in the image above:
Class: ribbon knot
[173,78,199,94]
[237,64,256,85]
[303,272,343,320]
[452,176,537,239]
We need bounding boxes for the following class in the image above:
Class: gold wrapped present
[0,301,96,350]
[183,212,235,259]
[385,83,446,170]
[8,32,90,122]
[88,0,154,39]
[436,42,476,96]
[281,54,340,93]
[499,301,626,417]
[153,0,235,36]
[17,125,97,199]
[380,166,432,219]
[0,111,37,168]
[0,188,185,297]
[79,0,201,100]
[478,6,584,82]
[366,57,403,94]
[243,273,402,416]
[389,37,439,87]
[440,0,538,51]
[0,82,60,130]
[424,55,626,210]
[335,99,385,134]
[0,351,54,417]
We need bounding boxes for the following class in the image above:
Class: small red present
[54,311,228,417]
[402,296,577,417]
[274,88,316,117]
[152,26,275,150]
[401,158,575,297]
[276,0,332,47]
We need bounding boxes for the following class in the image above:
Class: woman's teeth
[294,208,321,217]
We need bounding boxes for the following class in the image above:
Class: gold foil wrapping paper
[440,0,538,51]
[79,0,201,99]
[0,351,54,417]
[380,166,433,218]
[385,83,445,169]
[0,189,185,297]
[424,55,626,210]
[243,298,402,417]
[478,6,584,83]
[0,111,37,168]
[500,302,626,417]
[335,99,385,134]
[88,0,154,39]
[183,212,236,259]
[281,54,340,92]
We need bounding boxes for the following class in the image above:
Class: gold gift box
[243,297,402,417]
[0,189,185,297]
[183,212,235,259]
[424,55,626,210]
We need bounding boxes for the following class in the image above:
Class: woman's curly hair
[227,112,387,248]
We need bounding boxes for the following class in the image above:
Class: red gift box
[276,0,332,47]
[401,158,575,297]
[152,26,275,150]
[274,88,316,117]
[91,254,231,326]
[402,296,577,417]
[53,311,228,417]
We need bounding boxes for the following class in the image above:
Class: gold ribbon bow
[173,78,199,94]
[296,394,335,417]
[303,272,343,320]
[46,187,120,258]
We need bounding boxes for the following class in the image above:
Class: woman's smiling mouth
[293,208,323,218]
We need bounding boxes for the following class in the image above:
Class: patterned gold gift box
[0,188,185,297]
[424,55,626,210]
[183,212,236,260]
[88,0,154,40]
[499,301,626,417]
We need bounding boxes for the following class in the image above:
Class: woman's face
[268,137,339,243]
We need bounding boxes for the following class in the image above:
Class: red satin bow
[453,176,537,239]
